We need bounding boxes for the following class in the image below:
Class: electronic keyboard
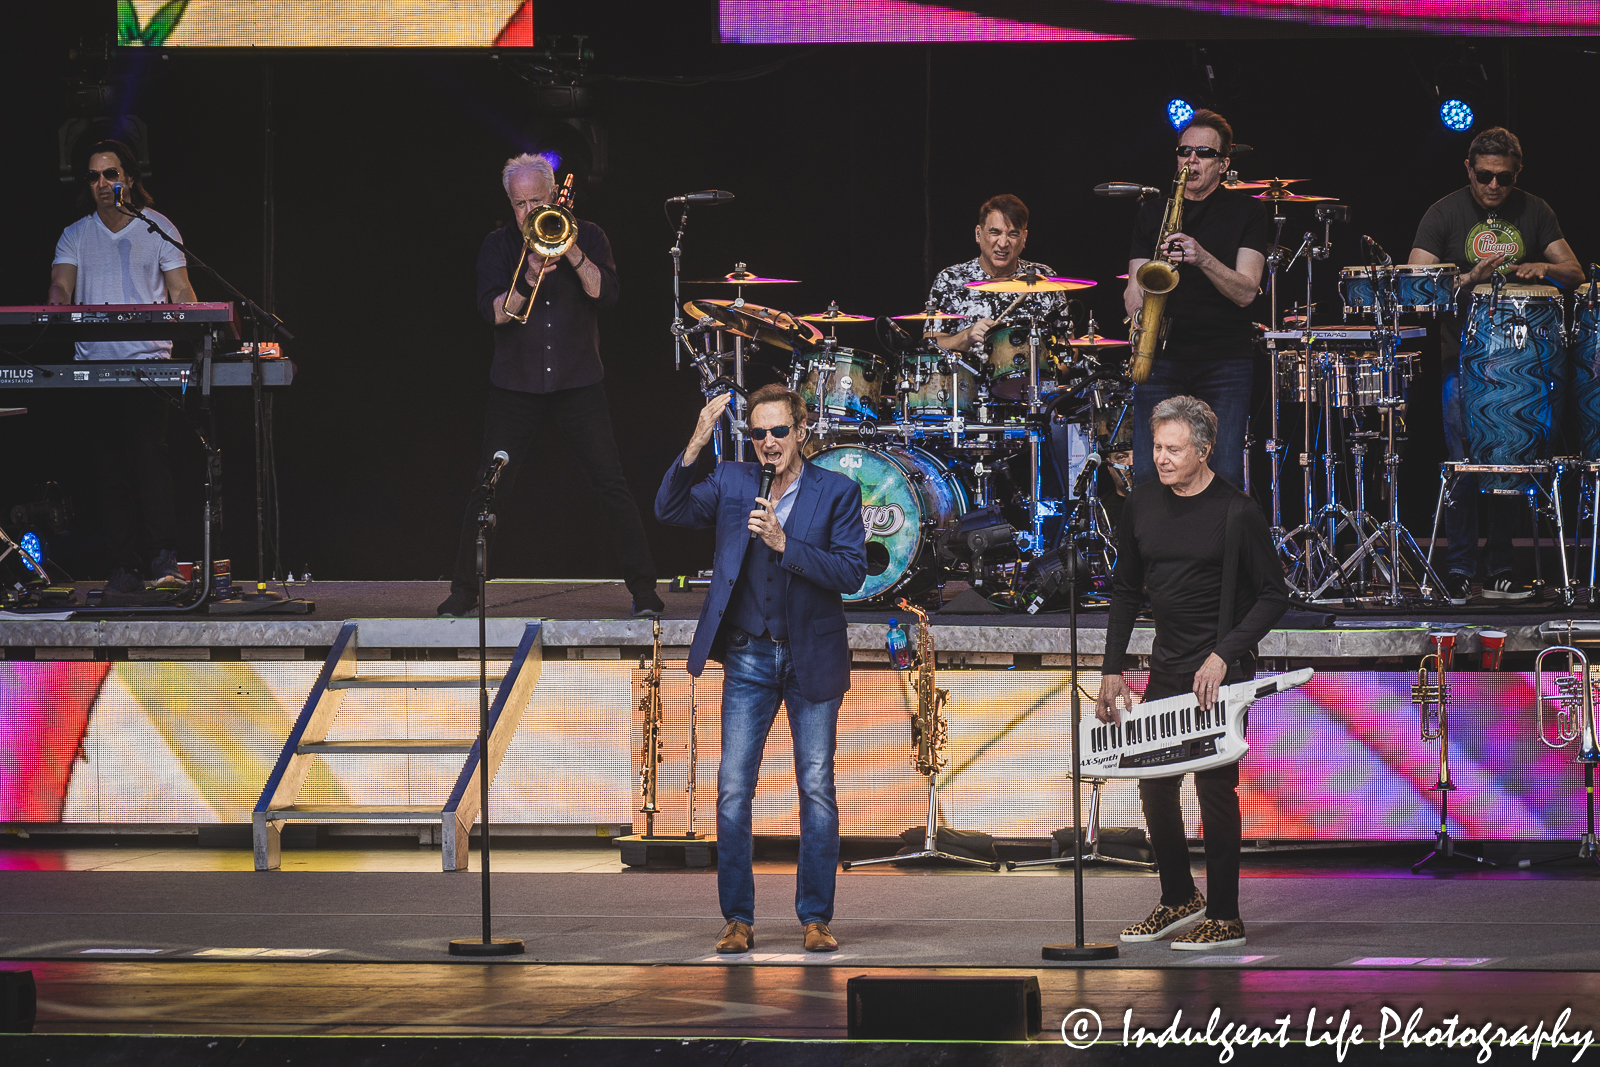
[0,303,239,341]
[0,360,293,389]
[1079,668,1314,779]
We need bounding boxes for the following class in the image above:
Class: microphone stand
[450,459,523,956]
[1043,543,1118,961]
[120,204,296,605]
[668,200,691,371]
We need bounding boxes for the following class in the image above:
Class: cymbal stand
[1264,205,1291,532]
[1026,300,1045,555]
[669,201,690,371]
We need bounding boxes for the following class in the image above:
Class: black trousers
[1136,667,1245,921]
[451,382,656,595]
[92,391,177,574]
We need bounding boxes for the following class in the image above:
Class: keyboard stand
[841,771,1001,872]
[1008,778,1156,871]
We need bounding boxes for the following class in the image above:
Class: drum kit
[669,262,1129,608]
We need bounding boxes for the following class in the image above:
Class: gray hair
[501,152,555,199]
[1149,395,1217,457]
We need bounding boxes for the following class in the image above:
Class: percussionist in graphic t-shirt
[1124,109,1269,492]
[1410,127,1582,604]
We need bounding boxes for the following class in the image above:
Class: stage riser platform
[1,658,1596,843]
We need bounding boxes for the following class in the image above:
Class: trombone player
[436,152,663,619]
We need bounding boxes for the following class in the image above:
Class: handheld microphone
[1362,235,1392,266]
[751,463,776,540]
[483,450,510,492]
[1094,182,1161,198]
[667,190,735,205]
[112,182,124,209]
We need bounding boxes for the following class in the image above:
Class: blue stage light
[1167,99,1195,129]
[1440,99,1474,132]
[18,531,43,574]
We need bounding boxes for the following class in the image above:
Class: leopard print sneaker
[1171,918,1246,951]
[1119,887,1206,943]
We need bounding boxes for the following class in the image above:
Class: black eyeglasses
[747,425,793,441]
[1175,145,1223,159]
[1473,168,1517,188]
[86,167,121,183]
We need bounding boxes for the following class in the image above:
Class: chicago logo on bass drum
[861,503,905,538]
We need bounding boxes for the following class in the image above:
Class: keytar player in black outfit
[1097,395,1289,951]
[438,153,662,618]
[1124,109,1269,492]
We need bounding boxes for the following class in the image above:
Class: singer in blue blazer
[655,385,866,953]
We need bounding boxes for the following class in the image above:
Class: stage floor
[4,842,1600,1041]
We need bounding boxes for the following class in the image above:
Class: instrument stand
[1524,763,1600,870]
[615,637,717,868]
[1425,463,1573,601]
[1411,782,1495,874]
[841,769,1001,872]
[1009,779,1155,872]
[1042,546,1118,959]
[450,478,524,956]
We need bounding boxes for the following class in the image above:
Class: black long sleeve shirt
[475,218,619,394]
[1103,476,1290,676]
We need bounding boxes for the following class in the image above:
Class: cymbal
[683,271,801,285]
[1066,335,1131,348]
[687,299,821,351]
[1254,192,1336,202]
[797,308,873,323]
[966,273,1096,293]
[892,311,960,321]
[1225,177,1303,191]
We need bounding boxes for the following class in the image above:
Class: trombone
[502,173,578,325]
[1535,645,1600,764]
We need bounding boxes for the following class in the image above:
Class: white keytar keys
[1079,669,1314,779]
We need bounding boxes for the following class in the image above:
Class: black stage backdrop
[0,1,1594,583]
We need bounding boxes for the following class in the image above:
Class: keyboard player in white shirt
[1095,395,1289,951]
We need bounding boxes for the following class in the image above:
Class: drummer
[926,194,1068,354]
[1409,126,1582,604]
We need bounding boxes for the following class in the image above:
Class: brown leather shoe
[716,920,754,953]
[803,921,838,952]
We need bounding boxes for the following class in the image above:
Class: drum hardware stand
[1010,778,1155,872]
[1279,343,1345,599]
[1025,302,1047,556]
[1041,544,1118,960]
[1411,632,1496,873]
[1524,644,1600,869]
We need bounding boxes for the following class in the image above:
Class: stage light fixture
[1439,98,1474,132]
[1167,98,1195,129]
[18,531,44,574]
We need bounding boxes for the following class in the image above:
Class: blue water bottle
[886,618,913,670]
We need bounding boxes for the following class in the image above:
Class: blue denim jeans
[717,628,842,927]
[1132,357,1254,491]
[1441,354,1515,577]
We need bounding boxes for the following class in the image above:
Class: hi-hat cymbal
[797,307,873,323]
[892,311,960,321]
[966,273,1097,293]
[688,299,821,351]
[684,270,801,285]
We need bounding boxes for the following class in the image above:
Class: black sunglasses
[86,166,122,183]
[747,425,794,441]
[1175,145,1223,159]
[1473,168,1517,188]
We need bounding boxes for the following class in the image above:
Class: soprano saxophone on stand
[1127,158,1192,384]
[638,617,665,838]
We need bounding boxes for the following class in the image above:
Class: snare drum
[1570,284,1600,459]
[809,443,969,603]
[798,346,886,422]
[897,352,976,421]
[1461,283,1567,491]
[1339,264,1458,318]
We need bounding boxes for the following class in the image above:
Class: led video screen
[117,1,534,48]
[720,1,1600,42]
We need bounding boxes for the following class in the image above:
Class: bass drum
[810,444,969,603]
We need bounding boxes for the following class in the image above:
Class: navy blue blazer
[655,454,867,703]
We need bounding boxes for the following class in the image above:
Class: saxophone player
[656,384,867,955]
[1124,110,1270,492]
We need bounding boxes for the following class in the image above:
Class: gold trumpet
[503,173,578,325]
[1412,634,1454,791]
[1535,645,1600,764]
[1127,158,1192,384]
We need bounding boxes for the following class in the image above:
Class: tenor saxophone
[638,616,665,836]
[898,598,948,776]
[1128,158,1192,384]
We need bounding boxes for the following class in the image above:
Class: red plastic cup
[1479,630,1507,671]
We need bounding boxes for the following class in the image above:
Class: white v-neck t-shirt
[53,210,188,360]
